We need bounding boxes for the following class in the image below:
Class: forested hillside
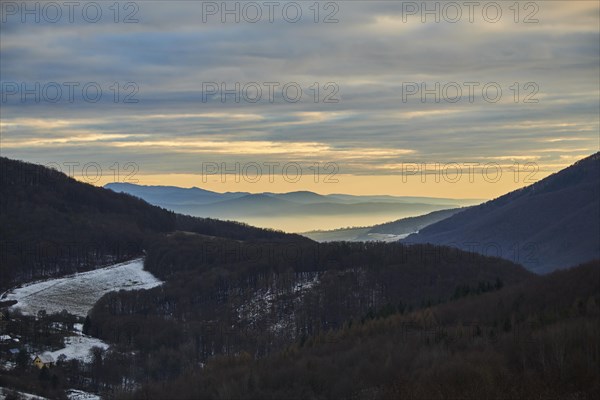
[127,260,600,400]
[369,208,463,235]
[86,232,532,389]
[0,157,297,291]
[405,153,600,273]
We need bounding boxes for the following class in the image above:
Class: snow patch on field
[46,323,109,363]
[66,389,101,400]
[6,258,162,317]
[237,274,319,334]
[0,388,101,400]
[0,387,49,399]
[364,232,412,242]
[48,334,109,363]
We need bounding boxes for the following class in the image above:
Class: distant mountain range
[104,182,482,232]
[405,152,600,274]
[105,153,600,273]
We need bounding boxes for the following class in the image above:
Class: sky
[1,0,599,198]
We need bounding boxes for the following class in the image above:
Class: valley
[105,183,479,232]
[2,2,599,398]
[0,155,599,400]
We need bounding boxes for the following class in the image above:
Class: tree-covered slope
[405,153,600,273]
[0,157,301,291]
[127,260,599,400]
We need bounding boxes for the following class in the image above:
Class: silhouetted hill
[302,208,463,242]
[367,208,464,235]
[125,260,600,399]
[0,158,301,291]
[265,191,330,204]
[105,182,246,205]
[405,153,600,274]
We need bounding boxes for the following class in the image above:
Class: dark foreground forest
[130,260,600,400]
[0,157,599,400]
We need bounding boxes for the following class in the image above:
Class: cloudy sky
[1,1,598,197]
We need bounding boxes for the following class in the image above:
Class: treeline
[124,260,600,400]
[0,157,296,291]
[86,232,531,387]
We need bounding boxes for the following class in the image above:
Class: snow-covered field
[0,387,100,400]
[47,325,110,363]
[0,261,155,398]
[0,387,49,399]
[5,259,162,317]
[66,389,101,400]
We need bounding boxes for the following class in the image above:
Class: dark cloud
[1,1,598,180]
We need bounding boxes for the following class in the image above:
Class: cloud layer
[1,1,598,195]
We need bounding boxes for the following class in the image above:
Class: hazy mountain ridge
[405,152,600,273]
[106,183,481,206]
[105,182,481,232]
